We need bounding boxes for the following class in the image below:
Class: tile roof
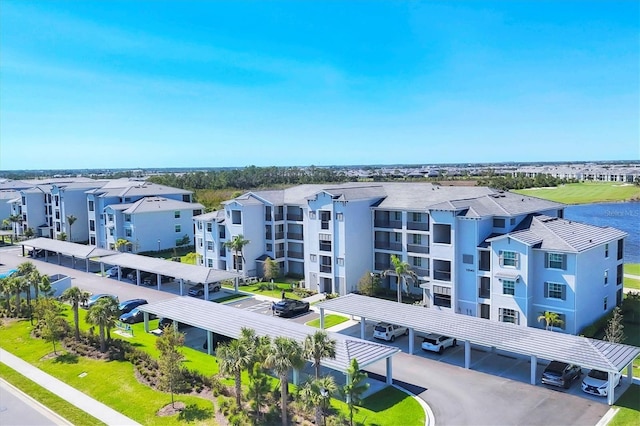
[118,196,203,214]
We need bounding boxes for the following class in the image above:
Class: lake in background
[564,202,640,264]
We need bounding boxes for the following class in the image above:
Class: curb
[0,378,73,425]
[390,383,435,426]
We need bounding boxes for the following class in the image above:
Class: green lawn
[610,385,640,426]
[0,308,426,425]
[625,277,640,291]
[306,314,349,329]
[0,363,106,426]
[223,281,303,300]
[513,182,640,204]
[625,263,640,277]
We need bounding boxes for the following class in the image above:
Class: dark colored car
[187,282,221,297]
[202,334,233,350]
[158,317,188,330]
[273,299,310,318]
[541,361,582,389]
[118,298,148,314]
[143,274,172,286]
[84,293,119,309]
[119,308,155,324]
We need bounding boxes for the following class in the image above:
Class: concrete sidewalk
[0,348,140,426]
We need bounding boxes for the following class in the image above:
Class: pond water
[564,202,640,263]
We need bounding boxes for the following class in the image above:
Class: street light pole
[157,239,161,252]
[320,388,328,426]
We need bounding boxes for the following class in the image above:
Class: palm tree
[66,215,77,242]
[115,239,130,252]
[61,286,90,341]
[16,262,36,311]
[382,254,418,303]
[264,336,305,426]
[217,338,252,407]
[7,276,29,317]
[224,234,250,276]
[300,376,338,426]
[303,330,337,380]
[537,311,564,331]
[8,214,22,241]
[86,297,118,352]
[343,359,369,426]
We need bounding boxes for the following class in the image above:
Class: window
[207,241,214,251]
[89,220,95,232]
[337,257,344,266]
[412,234,422,244]
[499,308,519,324]
[109,228,114,236]
[603,297,608,311]
[336,212,344,221]
[231,210,242,225]
[510,218,516,225]
[544,282,566,300]
[617,264,623,285]
[175,225,181,233]
[462,254,473,264]
[266,243,272,252]
[545,253,566,270]
[196,221,202,231]
[617,239,623,260]
[124,214,131,222]
[412,257,422,267]
[500,251,519,267]
[309,211,316,219]
[604,270,609,285]
[107,214,114,222]
[493,218,505,228]
[90,236,96,245]
[206,223,212,232]
[433,224,451,244]
[412,212,421,222]
[433,285,451,308]
[125,229,132,237]
[198,238,203,247]
[88,200,94,211]
[502,280,515,296]
[174,211,180,218]
[207,259,213,267]
[605,243,609,258]
[310,254,317,262]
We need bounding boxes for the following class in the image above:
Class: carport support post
[319,308,325,330]
[85,258,89,272]
[143,313,150,333]
[627,363,633,384]
[408,328,414,354]
[100,263,105,277]
[179,279,184,296]
[360,317,366,339]
[206,331,213,356]
[607,371,614,406]
[204,284,209,300]
[234,277,239,293]
[464,340,471,369]
[386,357,393,385]
[156,274,161,291]
[530,355,537,385]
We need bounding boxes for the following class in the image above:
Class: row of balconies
[374,220,429,231]
[374,241,430,254]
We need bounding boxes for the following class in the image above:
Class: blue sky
[1,1,638,170]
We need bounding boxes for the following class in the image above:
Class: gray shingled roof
[138,296,399,372]
[317,294,639,373]
[489,215,628,253]
[97,252,239,283]
[21,238,117,259]
[121,197,203,214]
[194,210,225,221]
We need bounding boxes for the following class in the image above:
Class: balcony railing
[375,262,391,271]
[287,232,303,240]
[412,267,430,277]
[433,270,451,281]
[265,233,272,240]
[407,244,430,254]
[321,221,330,230]
[287,251,304,259]
[287,214,303,221]
[274,214,284,221]
[218,251,226,257]
[275,250,285,258]
[478,287,490,298]
[264,214,272,221]
[374,220,402,229]
[374,241,402,251]
[407,221,429,231]
[275,232,285,240]
[478,262,491,272]
[319,242,332,252]
[320,265,332,273]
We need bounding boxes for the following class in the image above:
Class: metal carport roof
[316,294,640,374]
[97,252,240,283]
[138,296,399,373]
[21,237,117,259]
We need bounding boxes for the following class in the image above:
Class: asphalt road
[0,379,71,426]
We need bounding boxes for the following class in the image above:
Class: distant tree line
[476,172,576,191]
[147,165,349,191]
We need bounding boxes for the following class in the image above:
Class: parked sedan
[581,369,621,397]
[118,298,148,315]
[119,308,156,324]
[421,334,457,353]
[541,361,582,389]
[84,293,118,309]
[273,299,310,318]
[187,282,221,297]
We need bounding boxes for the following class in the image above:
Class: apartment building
[194,182,627,334]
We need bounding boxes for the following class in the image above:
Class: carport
[95,252,241,298]
[20,238,117,272]
[317,294,640,405]
[137,296,400,390]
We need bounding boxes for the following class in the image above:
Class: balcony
[321,221,330,230]
[287,232,303,240]
[433,270,451,281]
[275,250,285,258]
[412,267,430,277]
[287,214,303,221]
[478,261,490,272]
[264,214,272,221]
[274,214,284,221]
[407,244,430,254]
[319,242,332,252]
[375,262,391,271]
[265,233,272,240]
[478,287,490,298]
[275,232,285,240]
[320,265,332,273]
[374,241,402,251]
[218,251,226,257]
[407,221,429,231]
[287,251,304,259]
[374,220,402,229]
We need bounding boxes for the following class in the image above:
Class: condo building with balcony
[194,182,627,334]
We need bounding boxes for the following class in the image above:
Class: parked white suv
[581,369,621,397]
[373,322,408,342]
[421,333,457,353]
